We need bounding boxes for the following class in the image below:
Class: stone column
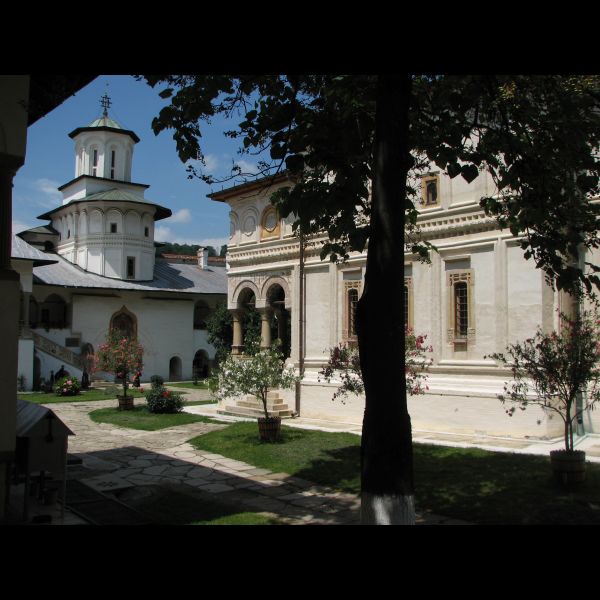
[0,155,23,520]
[259,307,273,349]
[274,307,287,348]
[231,309,244,355]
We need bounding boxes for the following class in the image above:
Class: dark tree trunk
[356,75,414,524]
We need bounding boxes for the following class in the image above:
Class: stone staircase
[219,391,293,419]
[31,330,86,371]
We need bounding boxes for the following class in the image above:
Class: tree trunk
[356,74,414,524]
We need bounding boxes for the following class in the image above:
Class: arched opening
[232,287,260,355]
[169,356,182,381]
[39,293,68,329]
[29,296,39,328]
[110,307,137,339]
[265,283,290,358]
[43,240,54,252]
[193,349,210,379]
[193,300,211,330]
[81,343,95,379]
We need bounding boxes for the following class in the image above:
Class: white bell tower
[71,92,138,186]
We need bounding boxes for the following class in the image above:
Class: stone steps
[220,392,293,419]
[220,405,294,418]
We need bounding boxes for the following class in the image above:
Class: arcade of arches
[231,282,290,358]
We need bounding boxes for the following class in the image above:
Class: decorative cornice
[227,207,501,268]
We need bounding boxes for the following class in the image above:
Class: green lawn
[166,381,210,390]
[18,388,146,404]
[188,422,600,525]
[89,406,228,431]
[189,422,361,493]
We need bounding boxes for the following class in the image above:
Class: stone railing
[31,331,85,370]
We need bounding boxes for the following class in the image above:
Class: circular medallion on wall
[263,208,278,232]
[242,214,256,236]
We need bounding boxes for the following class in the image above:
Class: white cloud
[234,159,258,174]
[32,178,62,208]
[166,208,192,224]
[154,225,172,241]
[203,154,219,172]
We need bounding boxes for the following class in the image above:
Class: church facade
[14,97,226,390]
[209,170,600,440]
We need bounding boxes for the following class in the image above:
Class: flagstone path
[47,395,469,525]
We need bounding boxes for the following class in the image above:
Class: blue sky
[13,75,259,252]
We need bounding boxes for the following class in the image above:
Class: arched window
[169,356,182,381]
[421,175,440,207]
[110,307,137,339]
[91,147,99,177]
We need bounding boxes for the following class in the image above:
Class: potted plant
[213,345,298,441]
[94,329,144,410]
[487,309,600,486]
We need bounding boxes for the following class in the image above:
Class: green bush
[150,375,165,387]
[145,385,183,414]
[54,375,80,397]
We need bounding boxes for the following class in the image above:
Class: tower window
[126,257,135,279]
[144,226,149,237]
[110,222,117,233]
[110,150,116,179]
[92,148,98,177]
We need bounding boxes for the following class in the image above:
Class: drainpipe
[575,243,585,437]
[294,231,305,416]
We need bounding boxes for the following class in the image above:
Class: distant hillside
[155,242,226,257]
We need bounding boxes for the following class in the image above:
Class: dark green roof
[68,114,140,143]
[37,188,172,221]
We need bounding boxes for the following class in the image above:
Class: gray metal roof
[32,252,227,295]
[11,235,58,266]
[16,400,74,437]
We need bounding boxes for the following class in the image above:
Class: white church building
[13,96,227,389]
[208,170,600,440]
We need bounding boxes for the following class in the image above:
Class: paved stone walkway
[37,394,469,526]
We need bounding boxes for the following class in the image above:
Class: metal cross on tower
[100,92,112,116]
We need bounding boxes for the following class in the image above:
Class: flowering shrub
[54,375,80,397]
[94,329,144,399]
[319,327,433,403]
[212,345,298,419]
[487,309,600,452]
[145,384,184,413]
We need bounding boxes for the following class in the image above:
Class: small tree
[487,310,600,452]
[94,329,144,400]
[213,345,298,421]
[319,327,433,403]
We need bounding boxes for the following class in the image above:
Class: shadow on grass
[413,444,600,525]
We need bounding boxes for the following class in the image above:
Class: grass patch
[184,400,217,406]
[116,484,283,525]
[188,423,600,524]
[89,406,226,431]
[18,388,146,404]
[166,381,210,390]
[189,422,361,493]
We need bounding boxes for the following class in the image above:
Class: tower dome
[68,93,139,182]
